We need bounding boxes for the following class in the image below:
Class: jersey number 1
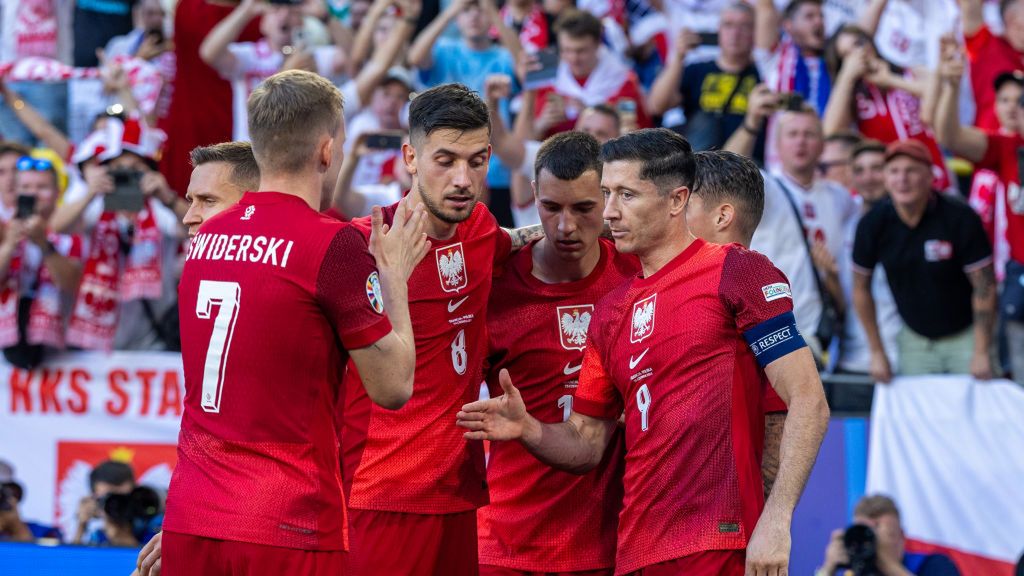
[196,280,241,413]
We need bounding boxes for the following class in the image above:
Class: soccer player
[480,131,637,576]
[182,141,261,239]
[161,70,429,576]
[458,128,829,576]
[342,83,536,576]
[686,149,788,496]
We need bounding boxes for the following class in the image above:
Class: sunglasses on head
[16,157,54,172]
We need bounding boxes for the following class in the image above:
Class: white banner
[0,352,183,540]
[867,375,1024,573]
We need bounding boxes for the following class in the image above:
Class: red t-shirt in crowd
[965,25,1024,132]
[164,192,392,550]
[534,74,651,138]
[479,238,636,572]
[343,201,512,514]
[158,0,261,197]
[978,132,1024,265]
[574,239,805,574]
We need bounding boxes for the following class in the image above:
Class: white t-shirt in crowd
[345,110,403,190]
[751,171,857,354]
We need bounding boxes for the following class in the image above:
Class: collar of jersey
[239,191,311,206]
[515,238,610,294]
[634,237,705,287]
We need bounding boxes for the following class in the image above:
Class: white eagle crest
[632,300,655,339]
[560,309,591,348]
[438,250,465,287]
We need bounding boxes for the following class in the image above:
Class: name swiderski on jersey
[186,232,296,268]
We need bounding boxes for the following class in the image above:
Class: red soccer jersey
[965,25,1024,132]
[479,239,637,572]
[343,201,512,514]
[574,239,806,575]
[164,192,392,550]
[978,132,1024,265]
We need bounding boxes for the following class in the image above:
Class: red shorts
[626,550,745,576]
[479,566,613,576]
[346,509,478,576]
[161,530,345,576]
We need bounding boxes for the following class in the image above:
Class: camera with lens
[99,486,162,537]
[841,524,886,576]
[0,481,22,512]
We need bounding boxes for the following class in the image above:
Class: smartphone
[145,28,165,45]
[268,0,304,5]
[104,168,145,213]
[363,133,404,150]
[15,195,36,220]
[778,92,805,111]
[698,32,719,46]
[524,47,560,90]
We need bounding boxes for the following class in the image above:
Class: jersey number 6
[196,280,242,413]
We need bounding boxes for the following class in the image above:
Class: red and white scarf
[554,46,630,107]
[497,5,549,53]
[66,200,163,351]
[0,235,83,350]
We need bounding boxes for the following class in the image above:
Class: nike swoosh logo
[447,295,470,313]
[563,362,583,376]
[629,348,649,370]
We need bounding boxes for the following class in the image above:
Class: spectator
[183,141,260,239]
[72,460,135,545]
[853,140,996,383]
[532,9,651,139]
[74,0,135,67]
[834,140,902,409]
[648,2,762,154]
[736,105,855,361]
[345,67,412,192]
[817,494,961,575]
[962,0,1024,132]
[103,0,176,126]
[51,116,185,352]
[0,0,74,146]
[819,131,859,189]
[0,480,33,542]
[0,152,84,369]
[822,24,952,191]
[497,0,552,53]
[0,141,31,222]
[935,42,1024,385]
[755,0,831,115]
[199,0,349,141]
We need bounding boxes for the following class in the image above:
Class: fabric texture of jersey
[479,238,636,572]
[165,192,391,551]
[343,201,512,514]
[573,239,804,574]
[161,530,346,576]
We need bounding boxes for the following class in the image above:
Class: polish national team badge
[366,271,384,314]
[557,305,593,351]
[435,243,468,293]
[630,294,657,344]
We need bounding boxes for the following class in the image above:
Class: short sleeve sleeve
[955,202,994,272]
[964,24,993,59]
[852,209,880,274]
[719,247,807,367]
[223,43,254,79]
[573,343,623,421]
[315,226,393,350]
[975,132,1008,173]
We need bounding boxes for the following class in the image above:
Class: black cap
[994,70,1024,92]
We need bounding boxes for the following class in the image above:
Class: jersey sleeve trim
[572,397,620,421]
[851,263,874,276]
[340,316,394,350]
[742,311,807,368]
[963,255,994,274]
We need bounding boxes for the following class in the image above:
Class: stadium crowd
[1,0,1023,575]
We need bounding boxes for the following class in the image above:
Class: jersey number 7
[196,280,242,413]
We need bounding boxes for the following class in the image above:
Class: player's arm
[458,369,617,474]
[348,199,430,409]
[502,224,544,251]
[762,412,785,496]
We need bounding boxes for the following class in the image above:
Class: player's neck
[532,237,601,284]
[257,173,322,211]
[638,231,696,278]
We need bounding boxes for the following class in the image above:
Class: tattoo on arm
[968,264,995,300]
[968,263,996,339]
[505,224,544,251]
[762,412,785,497]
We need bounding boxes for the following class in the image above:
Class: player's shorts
[161,530,345,576]
[346,508,478,576]
[625,550,745,576]
[480,565,613,576]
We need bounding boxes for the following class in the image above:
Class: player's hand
[135,530,162,576]
[745,511,791,576]
[457,369,532,441]
[368,196,430,282]
[970,350,993,381]
[870,351,892,384]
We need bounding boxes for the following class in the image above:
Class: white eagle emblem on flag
[630,294,657,344]
[435,242,468,292]
[557,305,594,351]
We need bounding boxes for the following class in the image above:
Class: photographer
[72,460,135,545]
[817,495,960,576]
[0,481,33,543]
[0,152,84,369]
[50,116,185,352]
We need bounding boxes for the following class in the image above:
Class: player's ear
[402,142,417,177]
[717,203,735,230]
[667,185,689,217]
[318,134,333,173]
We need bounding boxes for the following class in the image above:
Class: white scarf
[554,46,630,107]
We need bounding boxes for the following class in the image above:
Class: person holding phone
[0,152,83,369]
[344,67,414,200]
